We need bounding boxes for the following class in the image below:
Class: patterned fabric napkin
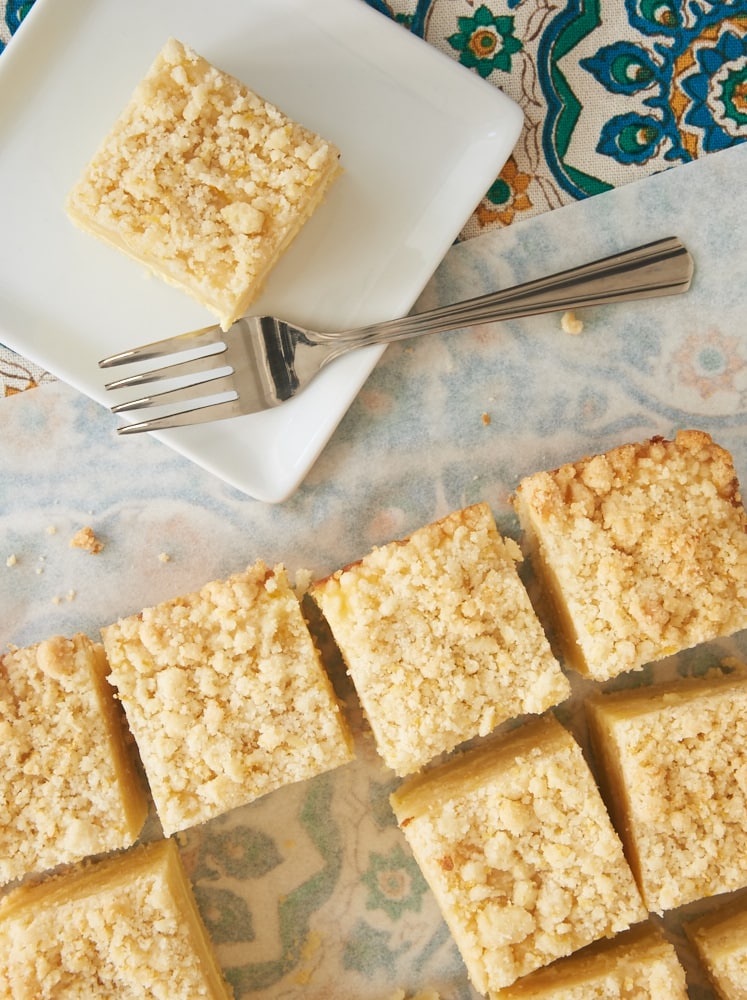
[2,0,745,395]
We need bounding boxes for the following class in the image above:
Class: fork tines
[99,323,241,433]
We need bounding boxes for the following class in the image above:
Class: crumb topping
[514,430,747,680]
[0,842,232,998]
[587,673,747,912]
[102,562,353,835]
[70,526,104,554]
[65,37,341,330]
[0,635,146,886]
[313,504,569,775]
[392,717,645,992]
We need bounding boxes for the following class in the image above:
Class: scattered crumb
[35,567,44,576]
[46,525,57,535]
[481,412,491,426]
[294,568,313,596]
[51,591,77,606]
[158,552,171,564]
[69,526,104,554]
[5,554,17,567]
[561,310,584,335]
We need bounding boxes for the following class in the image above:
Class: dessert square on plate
[66,38,341,332]
[0,0,523,502]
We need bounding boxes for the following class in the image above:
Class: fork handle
[330,236,692,350]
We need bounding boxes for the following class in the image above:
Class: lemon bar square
[492,922,687,998]
[66,38,341,331]
[586,668,747,913]
[685,896,747,1000]
[0,838,232,999]
[390,715,646,994]
[312,503,570,776]
[514,430,747,681]
[0,634,148,887]
[102,562,354,836]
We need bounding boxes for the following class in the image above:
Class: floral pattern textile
[367,0,747,239]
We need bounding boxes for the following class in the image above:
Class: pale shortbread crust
[0,839,233,999]
[492,922,688,999]
[686,896,747,1000]
[586,668,747,913]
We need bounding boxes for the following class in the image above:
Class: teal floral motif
[448,4,523,78]
[579,5,747,173]
[597,112,666,163]
[192,825,282,882]
[582,41,659,95]
[681,27,747,150]
[193,885,255,944]
[343,919,407,973]
[361,842,429,919]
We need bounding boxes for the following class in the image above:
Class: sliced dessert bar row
[1,563,354,889]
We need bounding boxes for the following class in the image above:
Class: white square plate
[0,0,522,502]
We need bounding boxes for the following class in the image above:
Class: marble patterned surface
[2,141,747,998]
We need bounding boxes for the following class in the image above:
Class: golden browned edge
[90,641,149,837]
[492,921,687,998]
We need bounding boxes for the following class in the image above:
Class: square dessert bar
[514,430,747,681]
[390,714,646,994]
[586,668,747,913]
[492,922,687,999]
[102,562,353,836]
[66,38,341,330]
[0,633,148,887]
[312,503,570,776]
[686,896,747,1000]
[0,838,232,999]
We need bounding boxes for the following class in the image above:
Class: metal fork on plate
[100,236,693,434]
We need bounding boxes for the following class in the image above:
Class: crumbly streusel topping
[589,674,747,912]
[66,38,341,329]
[393,718,645,992]
[515,430,747,680]
[313,503,569,776]
[102,562,353,836]
[0,635,145,886]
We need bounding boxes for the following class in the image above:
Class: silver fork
[100,236,693,434]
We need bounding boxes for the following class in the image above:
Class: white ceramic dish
[0,0,522,502]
